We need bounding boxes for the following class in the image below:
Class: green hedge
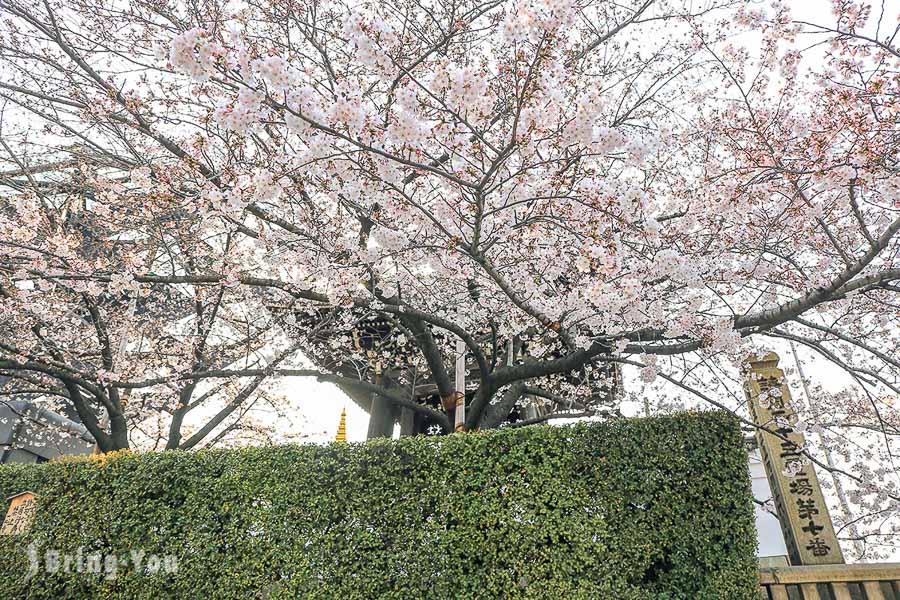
[0,412,757,599]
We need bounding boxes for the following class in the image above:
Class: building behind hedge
[0,400,94,465]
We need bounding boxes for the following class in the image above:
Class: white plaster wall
[750,451,789,558]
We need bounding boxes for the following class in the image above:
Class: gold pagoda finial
[335,407,347,443]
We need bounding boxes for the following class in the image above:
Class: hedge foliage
[0,412,757,599]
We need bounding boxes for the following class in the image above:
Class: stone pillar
[744,352,844,565]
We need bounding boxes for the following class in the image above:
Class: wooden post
[454,339,466,432]
[745,352,844,565]
[1,491,37,535]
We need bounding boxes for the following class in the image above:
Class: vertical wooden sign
[454,339,466,432]
[1,491,38,536]
[744,352,844,565]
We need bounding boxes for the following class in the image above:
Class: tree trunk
[367,393,395,439]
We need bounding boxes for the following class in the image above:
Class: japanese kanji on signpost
[745,352,844,566]
[0,492,37,536]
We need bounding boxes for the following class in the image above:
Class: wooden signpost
[454,339,466,433]
[745,352,844,565]
[0,491,37,536]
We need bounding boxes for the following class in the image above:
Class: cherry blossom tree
[0,0,898,557]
